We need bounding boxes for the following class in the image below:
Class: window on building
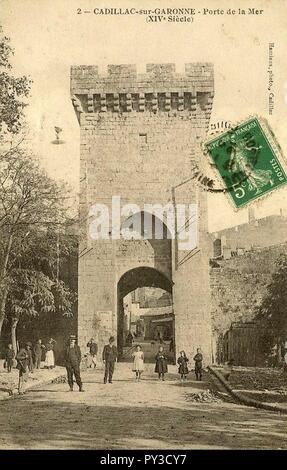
[139,133,147,145]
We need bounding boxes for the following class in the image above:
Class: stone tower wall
[71,63,214,363]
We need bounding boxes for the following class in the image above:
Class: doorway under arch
[117,267,174,361]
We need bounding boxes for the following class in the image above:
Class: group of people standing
[4,338,56,394]
[64,335,118,391]
[177,348,203,381]
[5,338,56,374]
[133,346,203,382]
[4,333,204,394]
[65,336,204,392]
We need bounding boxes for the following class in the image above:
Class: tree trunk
[11,317,19,354]
[0,288,8,334]
[0,233,13,337]
[278,339,283,364]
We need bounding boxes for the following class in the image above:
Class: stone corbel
[113,93,120,113]
[165,92,171,111]
[178,92,184,111]
[152,92,158,113]
[87,94,94,113]
[190,93,197,113]
[100,93,107,113]
[204,93,214,128]
[139,93,145,112]
[126,93,132,112]
[71,95,84,121]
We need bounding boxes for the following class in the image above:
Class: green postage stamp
[204,117,287,208]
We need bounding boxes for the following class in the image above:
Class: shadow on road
[1,392,287,450]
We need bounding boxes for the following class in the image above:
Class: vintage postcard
[0,0,287,455]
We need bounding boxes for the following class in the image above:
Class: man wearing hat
[102,336,118,384]
[65,335,84,392]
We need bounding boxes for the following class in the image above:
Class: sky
[2,0,287,232]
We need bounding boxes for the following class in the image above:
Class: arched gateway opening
[117,267,174,362]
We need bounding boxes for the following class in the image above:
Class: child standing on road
[155,346,168,381]
[177,350,189,382]
[132,345,145,382]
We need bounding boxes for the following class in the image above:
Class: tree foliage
[0,146,77,344]
[256,256,287,342]
[0,29,31,135]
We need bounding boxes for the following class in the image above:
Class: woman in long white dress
[44,339,55,369]
[132,345,144,382]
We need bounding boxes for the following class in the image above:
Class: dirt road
[0,364,286,450]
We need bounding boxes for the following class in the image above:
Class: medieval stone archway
[116,210,173,281]
[117,267,173,359]
[116,210,173,360]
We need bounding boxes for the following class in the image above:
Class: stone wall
[210,243,287,362]
[212,214,287,256]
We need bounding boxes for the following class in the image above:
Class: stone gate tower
[71,63,214,363]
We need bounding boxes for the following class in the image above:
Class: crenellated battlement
[70,63,214,119]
